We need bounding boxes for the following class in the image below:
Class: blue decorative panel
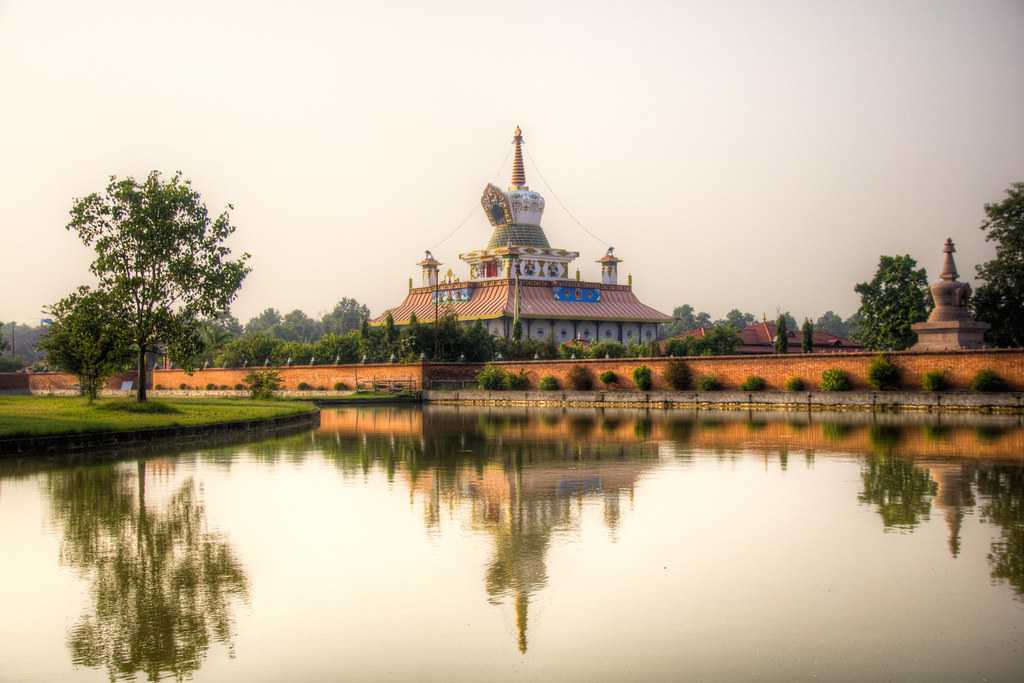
[432,287,472,304]
[553,286,601,303]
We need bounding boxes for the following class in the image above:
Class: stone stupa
[911,238,989,350]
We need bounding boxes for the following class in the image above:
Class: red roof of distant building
[672,320,860,354]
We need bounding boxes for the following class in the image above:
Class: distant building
[673,319,861,354]
[372,127,672,343]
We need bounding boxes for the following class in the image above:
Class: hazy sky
[2,0,1022,326]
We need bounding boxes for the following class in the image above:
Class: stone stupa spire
[940,237,960,281]
[911,237,989,350]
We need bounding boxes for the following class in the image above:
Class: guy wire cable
[430,144,514,250]
[524,144,610,247]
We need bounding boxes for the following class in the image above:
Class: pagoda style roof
[372,278,672,325]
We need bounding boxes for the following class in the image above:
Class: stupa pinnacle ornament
[911,238,989,350]
[372,125,672,344]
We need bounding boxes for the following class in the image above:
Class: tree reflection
[858,455,937,528]
[974,465,1024,598]
[46,461,248,681]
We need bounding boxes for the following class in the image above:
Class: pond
[1,406,1023,682]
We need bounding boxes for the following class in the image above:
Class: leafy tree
[314,333,361,365]
[853,255,932,350]
[723,309,755,330]
[972,183,1024,347]
[0,321,48,364]
[67,171,250,400]
[38,287,133,400]
[801,319,814,353]
[663,304,713,337]
[774,314,789,353]
[279,309,322,343]
[321,298,370,336]
[243,368,281,399]
[664,324,740,356]
[209,309,243,337]
[384,312,397,346]
[815,310,849,339]
[215,333,282,368]
[245,308,282,336]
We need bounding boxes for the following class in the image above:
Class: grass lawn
[0,396,316,439]
[326,391,418,401]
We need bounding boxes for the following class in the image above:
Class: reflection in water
[304,408,659,653]
[859,455,939,529]
[45,460,249,681]
[6,405,1023,679]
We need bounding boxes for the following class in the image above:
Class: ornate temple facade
[374,127,672,343]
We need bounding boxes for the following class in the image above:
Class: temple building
[373,127,672,343]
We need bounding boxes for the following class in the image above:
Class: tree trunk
[137,347,147,402]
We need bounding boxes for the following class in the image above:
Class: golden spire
[510,126,527,190]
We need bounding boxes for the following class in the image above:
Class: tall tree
[321,298,370,336]
[774,314,789,353]
[38,287,133,400]
[854,255,932,350]
[801,318,814,353]
[723,309,755,330]
[279,309,322,343]
[815,310,849,339]
[67,171,250,400]
[244,308,282,336]
[972,182,1024,347]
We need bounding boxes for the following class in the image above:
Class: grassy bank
[0,396,316,439]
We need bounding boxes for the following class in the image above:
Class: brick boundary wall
[4,349,1023,395]
[424,349,1024,392]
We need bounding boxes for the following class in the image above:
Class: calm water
[1,407,1023,682]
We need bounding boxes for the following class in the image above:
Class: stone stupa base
[911,320,989,351]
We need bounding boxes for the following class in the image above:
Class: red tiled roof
[372,279,672,325]
[675,320,860,353]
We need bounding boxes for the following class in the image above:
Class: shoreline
[0,408,321,457]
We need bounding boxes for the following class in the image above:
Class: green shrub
[921,370,947,392]
[698,375,722,391]
[867,354,901,390]
[178,383,188,390]
[155,384,165,390]
[234,383,245,391]
[503,370,529,390]
[476,365,508,390]
[740,375,766,391]
[539,375,559,391]
[297,382,312,391]
[820,368,852,392]
[206,382,217,390]
[244,369,282,400]
[784,377,805,392]
[971,369,1008,392]
[567,365,593,390]
[632,365,653,390]
[334,381,349,391]
[219,385,229,390]
[599,370,618,386]
[663,358,692,390]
